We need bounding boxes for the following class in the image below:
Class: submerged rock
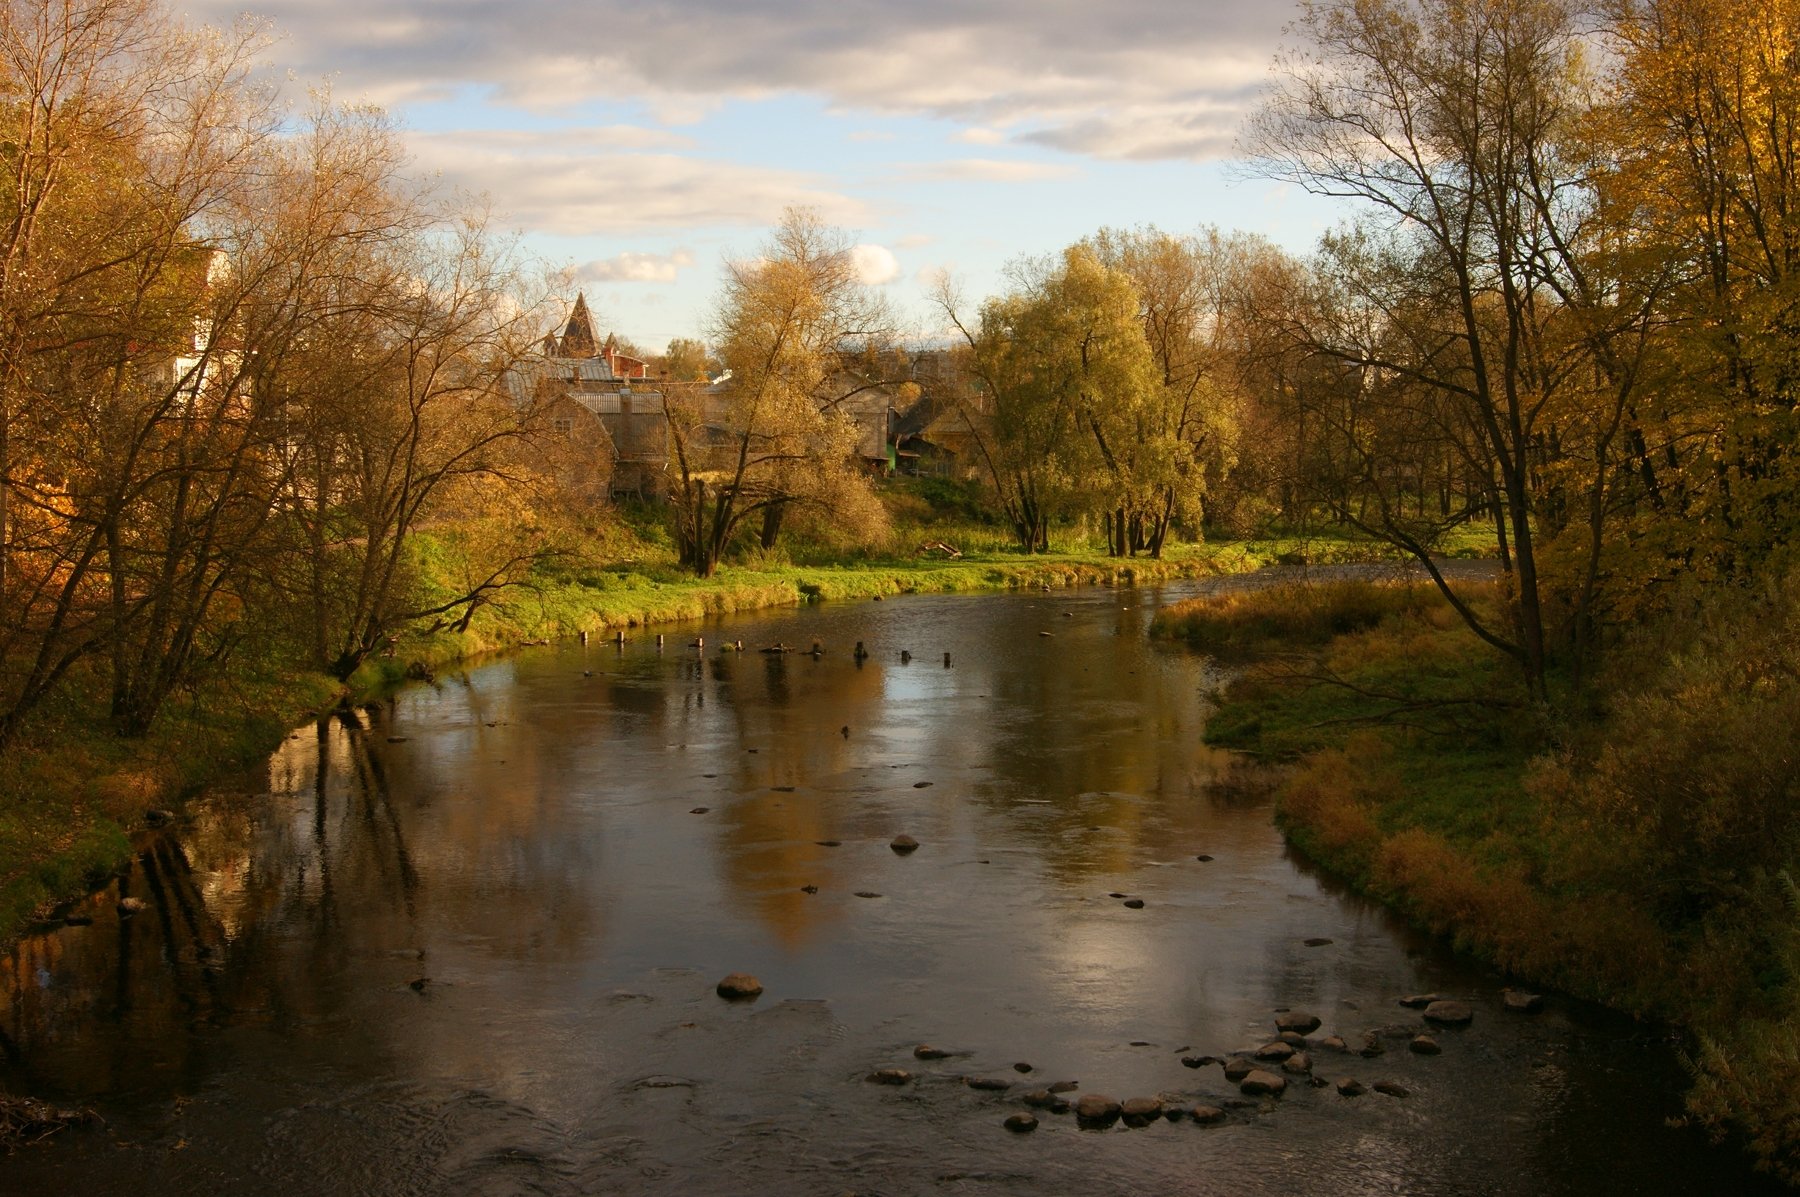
[966,1077,1012,1092]
[1003,1113,1039,1133]
[1191,1104,1228,1124]
[1410,1035,1442,1055]
[1398,993,1441,1009]
[866,1069,911,1085]
[913,1045,952,1060]
[1373,1080,1412,1098]
[1122,898,1146,909]
[1503,988,1544,1013]
[1337,1078,1368,1097]
[889,835,920,854]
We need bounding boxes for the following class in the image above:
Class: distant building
[505,295,668,501]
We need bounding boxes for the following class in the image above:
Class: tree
[1247,0,1652,695]
[665,208,889,577]
[936,246,1163,554]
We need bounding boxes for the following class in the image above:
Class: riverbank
[1161,575,1800,1182]
[0,528,1435,951]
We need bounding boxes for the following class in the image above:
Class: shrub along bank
[1159,576,1800,1182]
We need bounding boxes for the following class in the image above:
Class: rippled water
[0,573,1780,1195]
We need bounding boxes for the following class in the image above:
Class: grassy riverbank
[1161,575,1800,1181]
[1,516,1472,950]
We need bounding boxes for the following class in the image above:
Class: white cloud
[405,131,870,235]
[578,249,697,283]
[196,0,1290,164]
[847,130,897,143]
[953,127,1007,146]
[903,158,1080,184]
[850,243,901,286]
[895,233,935,249]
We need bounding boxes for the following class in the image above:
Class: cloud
[903,159,1080,184]
[578,249,697,283]
[953,127,1007,146]
[847,130,897,143]
[895,233,935,249]
[849,243,900,286]
[405,130,870,234]
[195,0,1290,163]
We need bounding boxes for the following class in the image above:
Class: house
[505,295,669,501]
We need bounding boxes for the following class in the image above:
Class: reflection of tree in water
[0,697,609,1104]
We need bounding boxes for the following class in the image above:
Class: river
[0,573,1780,1195]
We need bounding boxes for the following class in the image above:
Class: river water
[0,574,1780,1195]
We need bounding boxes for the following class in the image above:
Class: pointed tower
[559,293,599,359]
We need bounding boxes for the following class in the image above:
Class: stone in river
[1013,1062,1034,1073]
[1003,1113,1039,1133]
[1021,1090,1058,1108]
[1277,1031,1309,1047]
[1222,1057,1256,1082]
[1075,1095,1121,1124]
[1120,1097,1163,1125]
[1122,898,1146,909]
[689,807,710,814]
[912,781,933,788]
[1373,1080,1411,1098]
[1180,1055,1218,1069]
[1317,1036,1348,1052]
[1275,1010,1322,1035]
[1239,1070,1287,1097]
[800,885,818,893]
[1337,1078,1368,1097]
[890,835,920,854]
[815,840,842,847]
[1358,1032,1386,1058]
[1410,1034,1442,1055]
[1398,993,1441,1009]
[853,891,882,899]
[1503,988,1545,1013]
[966,1077,1012,1092]
[1253,1041,1295,1062]
[1283,1052,1312,1074]
[1191,1104,1228,1124]
[1423,1000,1474,1026]
[1047,1080,1080,1094]
[914,1045,952,1059]
[716,973,763,1000]
[1304,937,1335,947]
[866,1069,911,1085]
[1195,854,1214,862]
[1108,892,1128,899]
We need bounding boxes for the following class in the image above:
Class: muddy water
[0,574,1780,1196]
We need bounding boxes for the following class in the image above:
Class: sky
[179,0,1345,351]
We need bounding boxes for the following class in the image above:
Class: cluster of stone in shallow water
[822,987,1544,1134]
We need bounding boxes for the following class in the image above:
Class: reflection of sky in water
[0,577,1784,1197]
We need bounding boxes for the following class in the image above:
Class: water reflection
[0,577,1783,1196]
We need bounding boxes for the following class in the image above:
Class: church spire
[559,293,599,359]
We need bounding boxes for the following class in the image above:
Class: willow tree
[667,208,888,577]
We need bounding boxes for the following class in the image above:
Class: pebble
[1180,1055,1218,1069]
[1195,854,1214,861]
[1283,1052,1312,1074]
[815,840,842,847]
[1122,898,1145,909]
[1374,1080,1411,1098]
[912,781,933,789]
[1358,1032,1386,1058]
[715,973,763,1000]
[1277,1031,1309,1047]
[1317,1036,1348,1052]
[1303,937,1335,947]
[890,835,919,854]
[1222,1057,1256,1081]
[1253,1041,1295,1062]
[1047,1080,1080,1094]
[866,1069,911,1085]
[800,885,819,894]
[1003,1113,1039,1133]
[1410,1035,1442,1055]
[1191,1104,1228,1124]
[1013,1062,1034,1073]
[690,807,710,814]
[1398,993,1442,1009]
[1337,1078,1368,1097]
[967,1077,1013,1092]
[914,1045,952,1059]
[853,891,882,899]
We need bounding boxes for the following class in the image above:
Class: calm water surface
[0,575,1778,1195]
